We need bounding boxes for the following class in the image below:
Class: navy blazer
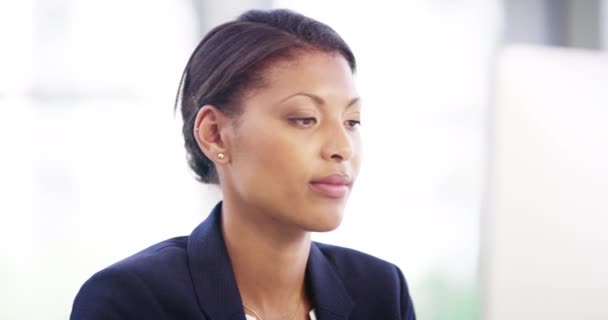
[71,202,416,319]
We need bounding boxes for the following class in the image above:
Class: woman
[71,9,415,320]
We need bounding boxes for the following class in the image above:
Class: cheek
[351,134,363,175]
[231,120,310,194]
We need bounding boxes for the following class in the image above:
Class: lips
[309,174,352,198]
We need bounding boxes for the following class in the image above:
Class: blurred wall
[503,0,604,49]
[603,0,608,49]
[0,1,503,320]
[0,1,271,319]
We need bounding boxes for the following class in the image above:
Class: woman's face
[220,51,361,232]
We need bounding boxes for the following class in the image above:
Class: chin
[310,222,342,233]
[303,207,345,232]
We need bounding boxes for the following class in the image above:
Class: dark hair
[176,9,356,184]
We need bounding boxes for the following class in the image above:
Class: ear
[193,105,231,164]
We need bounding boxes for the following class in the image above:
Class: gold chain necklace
[243,301,302,320]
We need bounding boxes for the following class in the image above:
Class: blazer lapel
[187,202,246,320]
[306,243,354,320]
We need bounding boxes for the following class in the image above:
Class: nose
[321,121,354,162]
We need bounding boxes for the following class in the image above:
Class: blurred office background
[0,0,606,319]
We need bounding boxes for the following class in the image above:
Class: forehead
[249,51,358,105]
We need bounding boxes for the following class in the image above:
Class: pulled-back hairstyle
[176,9,356,184]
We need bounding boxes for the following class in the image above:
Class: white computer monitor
[483,45,608,320]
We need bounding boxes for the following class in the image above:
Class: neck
[221,199,311,317]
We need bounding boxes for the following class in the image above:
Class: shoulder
[111,236,189,273]
[70,237,202,320]
[313,242,416,319]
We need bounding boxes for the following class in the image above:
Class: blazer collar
[306,243,355,319]
[187,201,354,320]
[187,202,245,319]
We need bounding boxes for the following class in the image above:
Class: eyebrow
[279,92,361,108]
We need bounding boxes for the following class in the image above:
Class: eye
[289,117,317,128]
[345,120,361,129]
